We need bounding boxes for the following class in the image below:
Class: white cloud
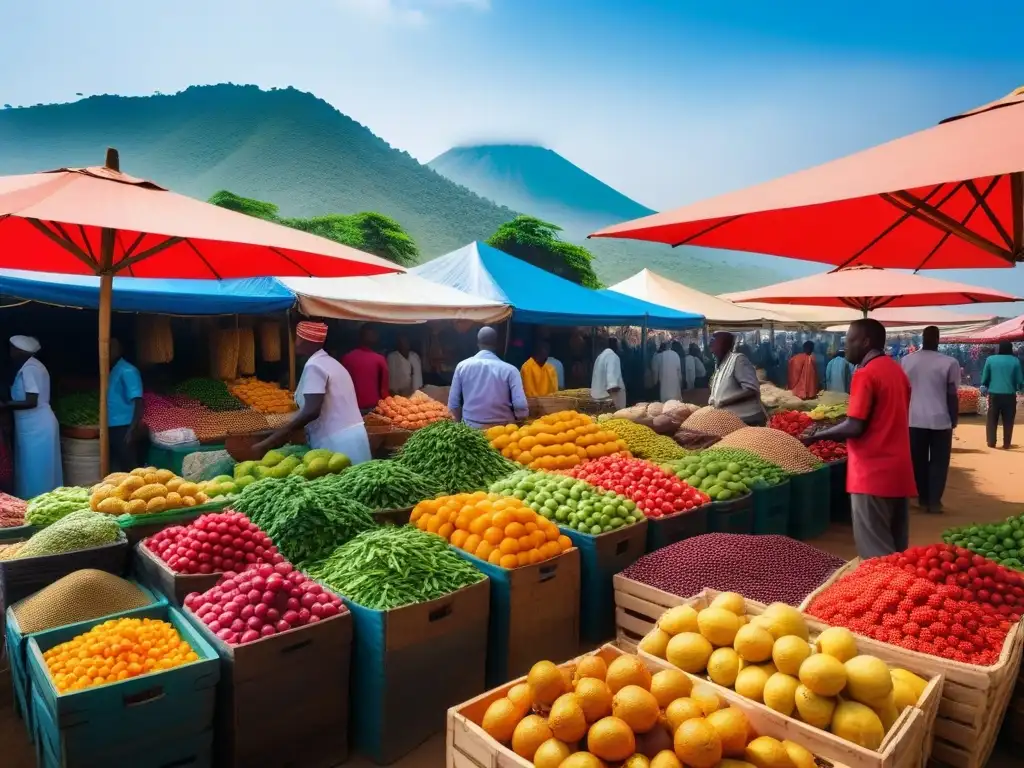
[335,0,488,25]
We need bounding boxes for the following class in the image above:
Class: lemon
[771,635,812,676]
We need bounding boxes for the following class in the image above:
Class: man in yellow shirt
[520,341,559,397]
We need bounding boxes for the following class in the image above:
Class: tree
[487,215,601,288]
[207,190,280,220]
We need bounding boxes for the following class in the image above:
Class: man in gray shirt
[901,326,959,514]
[708,332,767,426]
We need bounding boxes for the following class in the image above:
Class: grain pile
[680,407,746,437]
[11,569,153,634]
[716,427,822,473]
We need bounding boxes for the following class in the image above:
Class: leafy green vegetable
[16,510,122,558]
[314,460,441,510]
[170,378,245,411]
[25,487,91,527]
[53,391,100,427]
[398,421,517,494]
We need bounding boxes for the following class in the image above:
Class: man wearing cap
[252,322,371,464]
[4,336,62,497]
[449,327,529,429]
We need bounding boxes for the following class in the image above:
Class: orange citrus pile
[412,492,572,569]
[486,411,628,471]
[43,617,200,693]
[228,378,296,414]
[373,393,452,431]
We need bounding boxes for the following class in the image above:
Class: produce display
[11,569,153,635]
[478,650,823,767]
[228,378,296,414]
[608,400,700,432]
[759,382,807,411]
[566,455,710,519]
[145,511,284,575]
[141,392,204,434]
[715,427,822,474]
[768,410,813,438]
[25,486,91,527]
[806,554,1015,664]
[957,386,980,414]
[640,596,928,750]
[43,616,200,693]
[0,542,24,560]
[53,390,99,427]
[666,448,789,492]
[680,407,747,438]
[402,420,518,494]
[943,513,1024,571]
[808,401,847,421]
[671,428,722,451]
[194,409,275,443]
[309,525,486,610]
[90,468,210,515]
[372,392,453,431]
[230,476,376,568]
[172,377,245,411]
[807,440,847,463]
[233,447,350,481]
[600,419,689,463]
[621,534,845,606]
[14,510,121,559]
[184,561,347,645]
[411,492,573,567]
[487,411,627,471]
[315,460,441,510]
[0,492,27,528]
[490,470,640,534]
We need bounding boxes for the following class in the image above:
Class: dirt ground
[1,419,1020,767]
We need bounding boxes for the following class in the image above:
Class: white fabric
[295,350,371,464]
[656,349,683,401]
[282,273,510,324]
[387,350,423,397]
[11,357,62,498]
[10,335,40,354]
[683,354,696,390]
[901,350,961,430]
[591,348,626,410]
[709,352,739,407]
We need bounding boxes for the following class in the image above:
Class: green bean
[314,460,441,510]
[397,421,517,494]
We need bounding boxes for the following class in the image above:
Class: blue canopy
[0,269,295,315]
[411,242,703,329]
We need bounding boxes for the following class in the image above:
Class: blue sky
[2,1,1024,309]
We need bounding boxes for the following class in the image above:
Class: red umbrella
[0,149,402,473]
[725,266,1021,315]
[944,314,1024,344]
[591,87,1024,270]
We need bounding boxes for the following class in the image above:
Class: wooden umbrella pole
[96,147,119,478]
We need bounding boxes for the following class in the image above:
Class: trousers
[908,427,952,508]
[987,393,1016,448]
[851,494,909,559]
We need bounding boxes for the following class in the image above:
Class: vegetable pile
[716,427,822,474]
[566,455,710,519]
[228,378,296,414]
[600,419,689,463]
[943,514,1024,571]
[309,525,486,610]
[91,468,209,516]
[412,492,572,567]
[315,460,441,510]
[0,492,27,528]
[25,486,90,527]
[487,410,626,471]
[808,440,847,463]
[401,420,517,494]
[145,511,283,575]
[43,617,200,693]
[681,407,747,438]
[372,392,452,431]
[610,399,699,427]
[171,378,245,411]
[621,534,845,605]
[15,510,121,559]
[768,410,813,438]
[12,570,153,635]
[489,470,639,534]
[665,449,788,494]
[809,401,848,420]
[231,476,377,568]
[233,447,350,481]
[53,391,100,427]
[185,561,346,645]
[957,386,980,414]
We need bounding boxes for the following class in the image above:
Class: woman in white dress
[4,336,62,498]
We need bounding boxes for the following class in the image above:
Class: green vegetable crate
[185,594,354,768]
[788,465,831,540]
[345,579,489,764]
[707,495,754,534]
[4,580,165,738]
[562,520,648,643]
[133,541,221,606]
[25,603,219,768]
[828,459,851,523]
[752,480,791,535]
[454,547,581,687]
[644,506,708,553]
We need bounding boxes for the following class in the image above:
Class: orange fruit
[484,527,504,545]
[500,554,519,569]
[512,714,552,760]
[499,538,520,555]
[450,530,469,549]
[557,535,573,552]
[482,697,521,742]
[463,534,481,554]
[506,522,526,539]
[475,542,494,561]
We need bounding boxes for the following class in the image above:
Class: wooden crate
[447,643,929,768]
[798,557,860,610]
[132,542,220,606]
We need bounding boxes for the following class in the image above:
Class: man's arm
[509,369,529,421]
[981,359,991,388]
[447,367,464,422]
[947,362,959,428]
[125,367,145,442]
[805,416,867,442]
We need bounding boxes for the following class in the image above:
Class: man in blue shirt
[448,327,529,429]
[108,338,144,471]
[825,350,853,393]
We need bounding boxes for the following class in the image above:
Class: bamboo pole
[97,147,119,478]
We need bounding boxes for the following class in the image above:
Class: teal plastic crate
[644,506,708,552]
[788,465,832,540]
[561,519,648,643]
[4,579,164,738]
[25,603,219,766]
[752,481,791,535]
[708,495,754,534]
[829,459,851,523]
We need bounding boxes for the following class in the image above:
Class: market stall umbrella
[725,266,1021,316]
[591,87,1024,270]
[944,313,1024,343]
[0,149,401,474]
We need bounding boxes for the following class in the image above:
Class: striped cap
[296,321,328,344]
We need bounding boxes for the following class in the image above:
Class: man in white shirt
[654,341,682,402]
[592,337,626,409]
[387,335,423,397]
[900,326,960,514]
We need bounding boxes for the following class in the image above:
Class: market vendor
[3,335,62,498]
[341,324,389,413]
[448,327,529,429]
[252,322,371,464]
[107,338,144,472]
[386,334,423,397]
[591,337,626,410]
[708,331,766,426]
[520,341,559,397]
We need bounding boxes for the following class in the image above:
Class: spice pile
[566,455,709,519]
[488,411,627,471]
[401,420,517,494]
[145,511,283,575]
[0,492,27,528]
[621,534,845,605]
[12,570,153,634]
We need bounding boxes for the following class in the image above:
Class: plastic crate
[0,523,38,542]
[644,505,708,552]
[829,458,851,523]
[788,465,832,540]
[25,604,219,767]
[752,480,791,535]
[707,494,754,534]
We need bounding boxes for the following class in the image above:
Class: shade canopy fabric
[280,273,511,324]
[411,241,703,329]
[822,307,998,333]
[591,87,1024,270]
[0,268,295,315]
[724,266,1021,312]
[944,314,1024,344]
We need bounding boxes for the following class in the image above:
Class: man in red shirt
[806,319,917,558]
[340,325,389,412]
